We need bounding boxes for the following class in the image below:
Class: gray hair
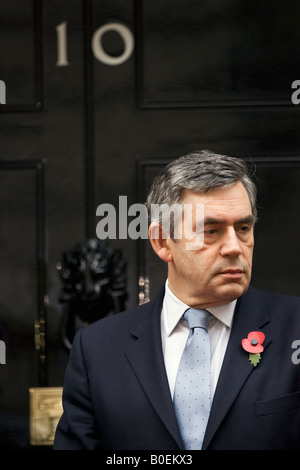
[146,150,257,237]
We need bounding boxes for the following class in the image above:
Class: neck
[167,279,237,309]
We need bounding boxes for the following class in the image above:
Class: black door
[0,0,299,448]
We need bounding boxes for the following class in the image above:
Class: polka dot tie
[173,308,211,450]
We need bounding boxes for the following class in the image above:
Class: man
[54,150,300,450]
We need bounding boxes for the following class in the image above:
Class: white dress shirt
[160,280,236,399]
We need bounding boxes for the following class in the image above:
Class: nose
[219,228,242,257]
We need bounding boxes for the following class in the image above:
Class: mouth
[219,269,244,279]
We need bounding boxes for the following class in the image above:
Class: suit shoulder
[249,286,300,314]
[78,296,157,342]
[80,285,165,340]
[69,295,162,364]
[251,286,300,303]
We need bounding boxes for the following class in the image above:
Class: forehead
[181,182,252,218]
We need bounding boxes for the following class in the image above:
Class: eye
[239,225,251,232]
[204,227,219,236]
[236,224,253,238]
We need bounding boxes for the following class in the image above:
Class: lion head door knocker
[57,239,127,351]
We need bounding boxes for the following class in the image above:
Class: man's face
[165,182,255,308]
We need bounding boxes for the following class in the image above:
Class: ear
[148,222,173,263]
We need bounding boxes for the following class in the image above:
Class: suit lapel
[202,286,272,449]
[124,288,184,449]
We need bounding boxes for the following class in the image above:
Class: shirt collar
[208,300,236,328]
[162,281,189,336]
[162,280,236,336]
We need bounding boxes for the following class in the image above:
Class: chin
[218,282,249,302]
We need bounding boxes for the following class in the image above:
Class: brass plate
[29,387,63,446]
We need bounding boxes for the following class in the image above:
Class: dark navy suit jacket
[54,286,300,450]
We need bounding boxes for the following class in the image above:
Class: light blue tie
[174,308,211,450]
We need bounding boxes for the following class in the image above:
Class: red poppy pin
[242,331,265,367]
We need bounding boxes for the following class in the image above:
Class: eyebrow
[203,215,256,226]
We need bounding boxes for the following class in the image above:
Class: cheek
[244,243,254,261]
[188,250,215,277]
[173,248,204,276]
